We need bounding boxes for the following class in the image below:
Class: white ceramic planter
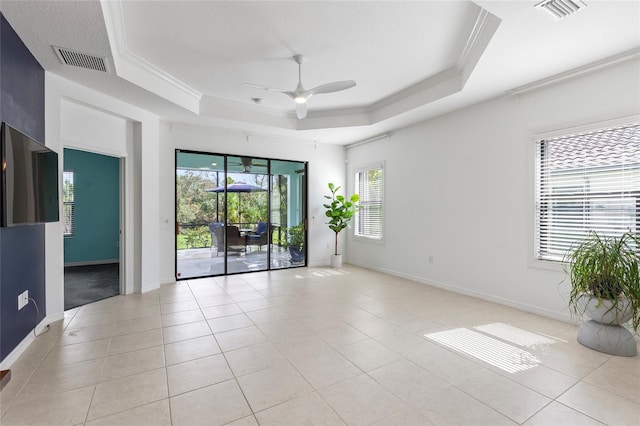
[330,254,342,268]
[576,294,637,357]
[578,294,633,325]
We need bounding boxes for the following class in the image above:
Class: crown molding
[295,6,501,131]
[100,0,202,113]
[458,8,502,84]
[199,95,297,130]
[99,1,500,132]
[360,6,500,127]
[507,48,640,97]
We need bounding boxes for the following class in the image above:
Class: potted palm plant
[324,182,359,268]
[564,231,640,356]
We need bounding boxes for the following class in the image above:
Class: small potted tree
[288,223,305,265]
[564,231,640,356]
[324,182,359,268]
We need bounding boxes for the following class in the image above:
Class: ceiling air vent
[54,46,109,72]
[535,0,586,20]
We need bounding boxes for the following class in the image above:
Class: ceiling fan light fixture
[243,54,355,119]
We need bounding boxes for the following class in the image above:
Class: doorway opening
[176,150,307,279]
[63,148,121,310]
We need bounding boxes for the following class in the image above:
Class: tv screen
[1,122,59,226]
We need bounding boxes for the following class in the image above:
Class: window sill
[528,257,564,273]
[353,235,384,245]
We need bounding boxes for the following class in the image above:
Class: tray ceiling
[1,0,638,144]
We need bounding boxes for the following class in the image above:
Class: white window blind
[535,123,640,262]
[63,170,75,236]
[355,164,383,240]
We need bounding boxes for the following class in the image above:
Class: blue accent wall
[64,149,120,264]
[0,13,47,362]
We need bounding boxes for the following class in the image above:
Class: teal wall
[64,149,120,264]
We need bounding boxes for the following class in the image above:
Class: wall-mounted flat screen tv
[1,122,59,226]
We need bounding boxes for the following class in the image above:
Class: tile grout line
[241,277,369,425]
[6,267,639,425]
[191,278,258,425]
[1,305,84,420]
[158,288,174,426]
[223,274,351,423]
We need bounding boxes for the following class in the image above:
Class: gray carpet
[64,263,120,310]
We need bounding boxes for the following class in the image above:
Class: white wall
[45,72,347,316]
[44,56,639,326]
[45,74,161,320]
[158,124,345,284]
[346,58,640,322]
[61,100,128,156]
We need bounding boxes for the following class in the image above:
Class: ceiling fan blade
[244,82,298,102]
[307,80,356,97]
[245,56,354,120]
[296,102,307,119]
[242,82,289,93]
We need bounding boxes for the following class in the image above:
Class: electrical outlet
[17,290,29,310]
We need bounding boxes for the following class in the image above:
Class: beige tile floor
[1,265,639,425]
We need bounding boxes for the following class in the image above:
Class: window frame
[63,169,75,237]
[353,161,384,243]
[531,115,640,267]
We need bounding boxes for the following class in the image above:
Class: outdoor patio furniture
[247,222,268,251]
[213,225,247,256]
[209,222,224,249]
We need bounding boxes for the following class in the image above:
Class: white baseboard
[0,312,62,370]
[347,259,574,325]
[159,279,177,286]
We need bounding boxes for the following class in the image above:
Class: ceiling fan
[229,156,266,173]
[244,55,356,119]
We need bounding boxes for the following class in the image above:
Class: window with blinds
[63,170,75,236]
[355,164,383,240]
[535,122,640,262]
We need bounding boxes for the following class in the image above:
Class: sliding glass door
[175,150,306,279]
[271,160,306,269]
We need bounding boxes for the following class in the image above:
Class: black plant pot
[289,246,304,264]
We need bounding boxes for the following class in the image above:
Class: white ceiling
[1,0,639,144]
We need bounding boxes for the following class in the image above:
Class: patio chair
[213,225,247,256]
[208,222,224,250]
[247,222,269,252]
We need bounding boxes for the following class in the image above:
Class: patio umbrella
[206,183,267,226]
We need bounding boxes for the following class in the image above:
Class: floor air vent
[535,0,586,20]
[54,47,109,72]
